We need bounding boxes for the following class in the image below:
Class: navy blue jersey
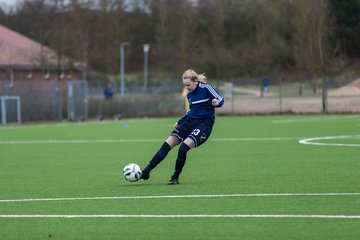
[178,82,224,124]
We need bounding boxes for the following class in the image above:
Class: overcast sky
[0,0,18,6]
[0,0,19,12]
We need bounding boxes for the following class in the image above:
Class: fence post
[278,78,283,113]
[322,76,328,112]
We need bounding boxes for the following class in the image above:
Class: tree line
[1,0,360,81]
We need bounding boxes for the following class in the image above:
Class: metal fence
[0,79,62,124]
[67,80,88,121]
[217,77,360,115]
[1,76,359,124]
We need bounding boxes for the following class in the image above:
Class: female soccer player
[140,69,224,184]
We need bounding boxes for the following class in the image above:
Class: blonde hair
[182,69,207,83]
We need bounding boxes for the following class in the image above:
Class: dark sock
[171,143,191,179]
[143,142,171,173]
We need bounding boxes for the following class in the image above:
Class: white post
[120,42,130,96]
[17,97,21,124]
[143,43,150,92]
[1,97,5,125]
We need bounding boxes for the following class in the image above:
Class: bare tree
[293,0,332,75]
[3,0,347,82]
[292,0,332,109]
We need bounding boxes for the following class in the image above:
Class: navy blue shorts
[171,117,213,147]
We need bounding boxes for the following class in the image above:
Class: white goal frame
[0,96,21,125]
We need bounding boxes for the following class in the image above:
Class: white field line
[0,137,300,145]
[211,137,298,141]
[0,139,164,144]
[299,135,360,147]
[1,193,359,203]
[272,115,360,124]
[0,214,359,219]
[1,136,358,147]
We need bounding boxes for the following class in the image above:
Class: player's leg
[141,135,180,180]
[168,120,213,185]
[167,138,194,185]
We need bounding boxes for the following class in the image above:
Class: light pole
[120,42,129,96]
[143,43,150,92]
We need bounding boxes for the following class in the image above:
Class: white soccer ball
[123,163,142,182]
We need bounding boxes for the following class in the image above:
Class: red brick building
[0,24,85,90]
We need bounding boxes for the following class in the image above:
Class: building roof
[0,24,83,69]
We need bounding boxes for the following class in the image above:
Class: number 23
[191,129,200,136]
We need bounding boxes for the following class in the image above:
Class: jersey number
[191,129,201,136]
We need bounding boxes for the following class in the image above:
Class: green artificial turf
[0,115,359,239]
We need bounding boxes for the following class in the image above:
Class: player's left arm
[207,84,224,108]
[212,98,223,107]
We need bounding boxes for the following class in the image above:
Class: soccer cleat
[167,178,180,185]
[140,171,150,180]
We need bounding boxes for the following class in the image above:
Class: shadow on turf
[119,182,181,187]
[118,178,222,187]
